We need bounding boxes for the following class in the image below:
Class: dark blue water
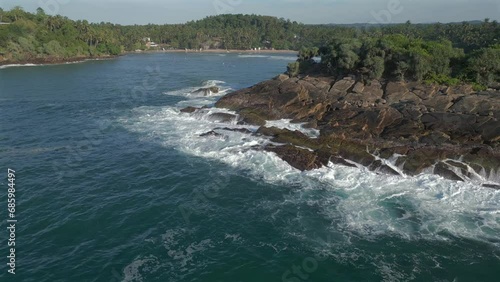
[1,53,499,282]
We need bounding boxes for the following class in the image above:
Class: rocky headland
[209,72,500,188]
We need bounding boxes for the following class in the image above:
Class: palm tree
[76,20,91,45]
[46,15,64,32]
[36,7,45,17]
[10,6,24,21]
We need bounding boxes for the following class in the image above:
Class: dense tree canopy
[0,7,499,88]
[291,22,500,89]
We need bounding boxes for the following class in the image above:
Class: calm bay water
[0,53,499,282]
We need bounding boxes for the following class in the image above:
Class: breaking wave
[121,79,500,251]
[238,54,298,61]
[163,80,231,99]
[0,63,41,69]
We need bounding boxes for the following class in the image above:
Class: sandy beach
[131,49,298,54]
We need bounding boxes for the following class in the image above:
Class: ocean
[0,52,499,282]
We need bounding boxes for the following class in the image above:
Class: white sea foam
[0,59,96,69]
[122,255,159,282]
[0,63,40,69]
[237,54,297,61]
[237,54,269,58]
[121,80,500,249]
[307,163,500,245]
[268,56,299,61]
[224,233,242,242]
[163,80,231,98]
[137,229,250,280]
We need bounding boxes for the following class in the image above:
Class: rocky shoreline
[211,73,500,188]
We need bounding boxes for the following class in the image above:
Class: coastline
[0,49,298,68]
[131,49,298,54]
[213,73,500,188]
[0,55,119,68]
[126,49,298,54]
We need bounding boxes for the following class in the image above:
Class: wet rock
[329,156,358,168]
[462,147,500,179]
[369,160,401,176]
[336,141,376,167]
[199,131,224,137]
[192,86,220,96]
[256,126,319,149]
[483,184,500,190]
[214,73,500,185]
[180,106,199,113]
[402,147,452,175]
[265,144,325,171]
[215,127,253,134]
[434,162,464,181]
[480,120,500,143]
[237,109,268,126]
[208,113,237,123]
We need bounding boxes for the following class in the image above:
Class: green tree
[44,40,64,57]
[9,6,25,21]
[468,47,500,86]
[298,47,318,61]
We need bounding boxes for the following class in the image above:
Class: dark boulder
[265,144,325,171]
[215,127,253,134]
[434,162,464,182]
[192,86,220,96]
[180,106,199,113]
[207,113,237,123]
[200,131,224,137]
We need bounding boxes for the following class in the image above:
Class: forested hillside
[0,7,354,61]
[289,35,500,89]
[1,5,499,89]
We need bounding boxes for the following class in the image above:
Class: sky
[1,0,500,25]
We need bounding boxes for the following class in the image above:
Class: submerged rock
[192,86,220,96]
[199,130,224,137]
[180,106,200,113]
[215,127,253,134]
[207,112,237,123]
[483,184,500,190]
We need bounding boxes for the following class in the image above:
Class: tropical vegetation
[1,6,499,88]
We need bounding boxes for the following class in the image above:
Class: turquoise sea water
[0,53,499,282]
